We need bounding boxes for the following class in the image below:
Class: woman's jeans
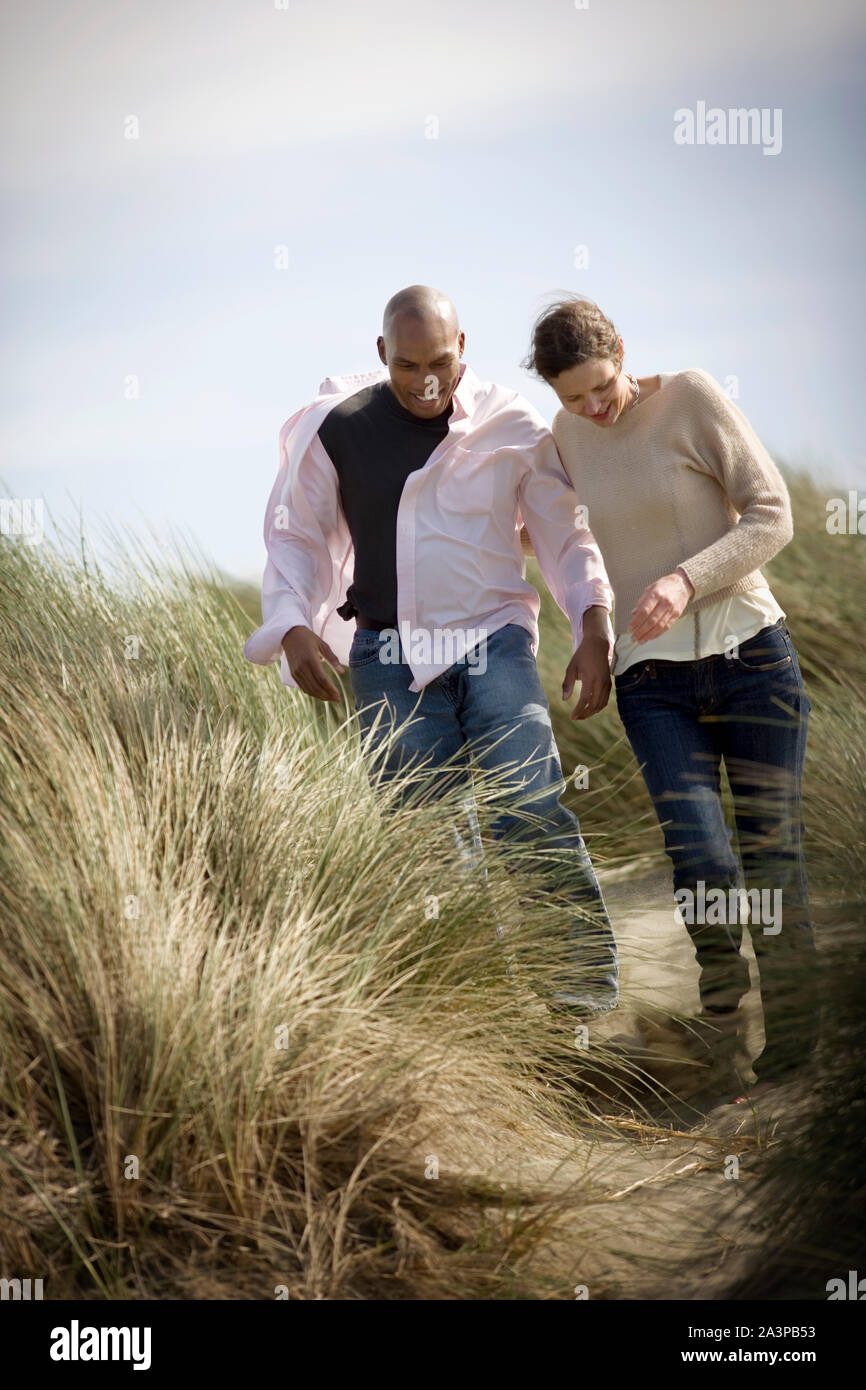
[615,619,818,1081]
[347,622,618,1013]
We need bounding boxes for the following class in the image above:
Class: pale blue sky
[1,0,864,581]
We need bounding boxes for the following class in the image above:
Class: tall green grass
[0,517,663,1299]
[0,469,863,1299]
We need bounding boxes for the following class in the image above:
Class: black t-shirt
[317,381,453,626]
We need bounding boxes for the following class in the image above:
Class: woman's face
[549,355,626,426]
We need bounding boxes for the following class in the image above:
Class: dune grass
[0,517,662,1300]
[0,468,863,1299]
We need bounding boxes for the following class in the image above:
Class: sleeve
[517,426,615,660]
[243,424,345,667]
[676,370,794,599]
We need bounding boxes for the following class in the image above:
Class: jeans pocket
[614,660,653,693]
[348,632,386,668]
[733,625,792,672]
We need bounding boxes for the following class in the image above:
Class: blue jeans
[348,622,618,1012]
[614,619,818,1080]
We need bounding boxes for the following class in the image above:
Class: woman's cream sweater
[552,369,793,637]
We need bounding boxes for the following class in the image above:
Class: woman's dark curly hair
[523,295,621,381]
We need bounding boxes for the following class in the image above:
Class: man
[244,285,617,1014]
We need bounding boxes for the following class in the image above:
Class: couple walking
[244,284,819,1100]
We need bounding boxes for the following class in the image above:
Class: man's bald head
[382,285,460,345]
[377,285,465,420]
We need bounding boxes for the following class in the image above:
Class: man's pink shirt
[243,363,614,693]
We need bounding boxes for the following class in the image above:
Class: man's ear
[377,336,387,365]
[457,330,466,358]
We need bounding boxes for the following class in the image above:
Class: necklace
[624,372,640,409]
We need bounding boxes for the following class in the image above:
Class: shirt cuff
[567,584,615,665]
[243,603,310,665]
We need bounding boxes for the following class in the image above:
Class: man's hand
[628,569,694,644]
[562,607,612,720]
[281,625,345,702]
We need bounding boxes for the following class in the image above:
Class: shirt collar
[318,361,483,420]
[449,361,482,422]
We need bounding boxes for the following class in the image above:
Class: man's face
[378,314,465,419]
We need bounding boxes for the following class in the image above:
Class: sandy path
[407,867,799,1297]
[598,865,766,1098]
[514,869,791,1298]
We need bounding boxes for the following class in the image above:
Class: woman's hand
[628,569,694,643]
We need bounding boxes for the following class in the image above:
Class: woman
[524,295,819,1098]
